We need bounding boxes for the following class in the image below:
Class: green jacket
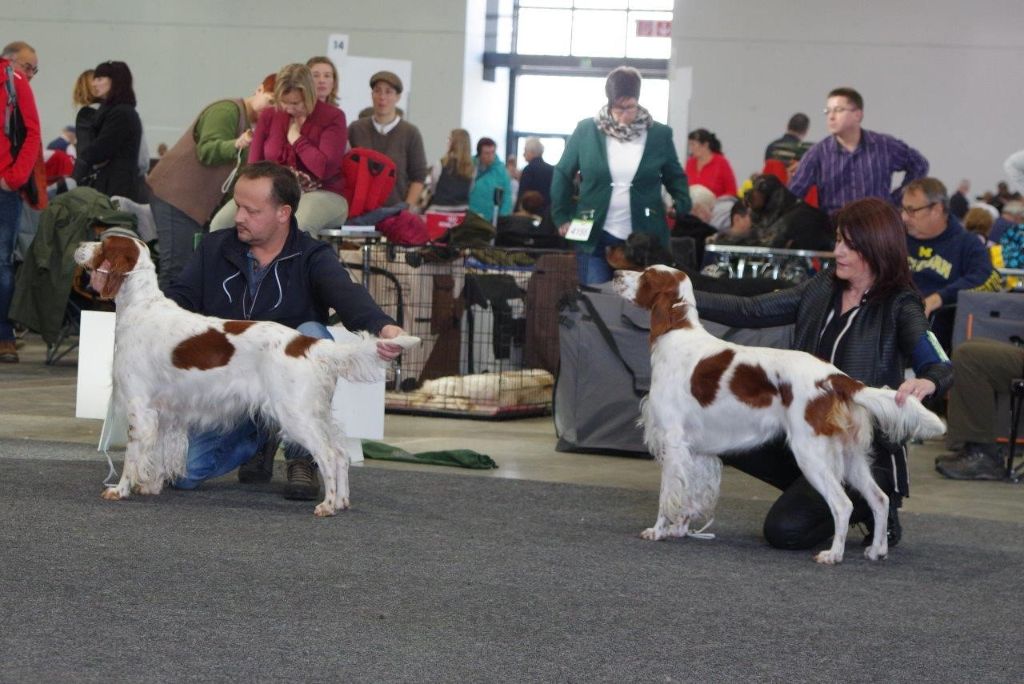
[10,187,136,343]
[551,118,690,253]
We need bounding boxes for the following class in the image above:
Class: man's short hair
[238,162,301,214]
[524,137,544,158]
[787,113,809,135]
[904,177,949,213]
[1,41,35,60]
[476,137,497,155]
[828,87,863,110]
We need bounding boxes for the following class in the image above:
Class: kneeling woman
[694,198,952,549]
[212,63,348,234]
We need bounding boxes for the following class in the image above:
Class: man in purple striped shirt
[789,87,929,217]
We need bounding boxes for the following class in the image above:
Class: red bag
[341,147,397,218]
[377,210,430,245]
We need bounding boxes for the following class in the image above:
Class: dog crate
[339,243,577,418]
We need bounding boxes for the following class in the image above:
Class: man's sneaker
[238,437,279,483]
[936,447,1004,481]
[0,340,18,363]
[283,459,320,500]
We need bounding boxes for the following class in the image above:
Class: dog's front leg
[641,448,691,541]
[102,402,159,500]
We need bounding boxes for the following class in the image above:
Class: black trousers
[722,436,899,550]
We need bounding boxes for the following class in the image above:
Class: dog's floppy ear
[606,244,641,271]
[96,236,141,299]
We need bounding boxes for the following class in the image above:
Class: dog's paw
[814,549,843,565]
[313,502,337,517]
[135,482,163,496]
[100,487,123,501]
[640,527,664,541]
[864,545,888,561]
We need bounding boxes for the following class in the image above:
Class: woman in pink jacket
[212,63,348,234]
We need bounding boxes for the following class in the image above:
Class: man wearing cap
[347,71,428,209]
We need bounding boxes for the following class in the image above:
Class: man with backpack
[1,42,42,363]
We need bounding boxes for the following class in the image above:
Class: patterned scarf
[595,104,653,142]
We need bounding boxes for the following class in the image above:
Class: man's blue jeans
[173,321,333,489]
[0,188,23,342]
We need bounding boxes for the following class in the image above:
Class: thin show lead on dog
[612,263,946,565]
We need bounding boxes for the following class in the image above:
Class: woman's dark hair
[518,190,545,215]
[605,66,641,105]
[832,197,914,300]
[93,60,136,107]
[476,137,497,155]
[729,200,749,221]
[688,128,722,154]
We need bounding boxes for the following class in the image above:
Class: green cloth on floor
[361,441,498,469]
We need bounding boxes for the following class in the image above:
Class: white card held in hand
[565,216,595,242]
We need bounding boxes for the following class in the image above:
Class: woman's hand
[558,222,570,237]
[287,116,305,145]
[895,378,936,406]
[234,129,253,150]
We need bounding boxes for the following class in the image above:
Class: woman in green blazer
[551,67,691,284]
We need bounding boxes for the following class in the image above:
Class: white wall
[6,0,482,166]
[460,0,511,161]
[671,0,1024,194]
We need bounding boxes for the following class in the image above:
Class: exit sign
[636,20,672,37]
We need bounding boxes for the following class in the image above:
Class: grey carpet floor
[1,440,1022,683]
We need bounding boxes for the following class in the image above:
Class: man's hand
[923,292,943,317]
[0,178,12,192]
[376,324,406,361]
[895,378,936,406]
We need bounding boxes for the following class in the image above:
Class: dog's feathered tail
[311,333,421,383]
[852,386,946,442]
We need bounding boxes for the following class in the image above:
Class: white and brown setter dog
[75,234,418,516]
[613,265,945,564]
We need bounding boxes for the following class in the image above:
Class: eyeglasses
[19,62,38,76]
[900,202,936,215]
[611,104,638,114]
[823,106,857,116]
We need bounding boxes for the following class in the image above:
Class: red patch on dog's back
[223,320,257,336]
[171,328,235,370]
[730,363,778,408]
[285,335,320,358]
[691,349,735,407]
[805,373,865,436]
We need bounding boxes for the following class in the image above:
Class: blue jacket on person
[166,218,396,333]
[468,156,513,219]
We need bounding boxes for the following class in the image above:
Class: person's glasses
[19,62,38,76]
[900,202,936,215]
[611,104,638,114]
[823,106,856,116]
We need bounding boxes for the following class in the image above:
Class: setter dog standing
[74,234,418,516]
[613,265,945,564]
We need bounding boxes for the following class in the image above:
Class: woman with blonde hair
[72,69,100,163]
[306,56,339,107]
[211,63,349,234]
[427,128,474,209]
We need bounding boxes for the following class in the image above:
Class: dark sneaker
[238,437,279,483]
[283,459,320,500]
[936,449,1004,481]
[0,340,18,363]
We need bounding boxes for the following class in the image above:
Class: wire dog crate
[339,244,578,418]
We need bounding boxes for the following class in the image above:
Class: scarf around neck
[595,104,653,142]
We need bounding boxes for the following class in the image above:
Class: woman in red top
[211,63,348,234]
[685,128,737,198]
